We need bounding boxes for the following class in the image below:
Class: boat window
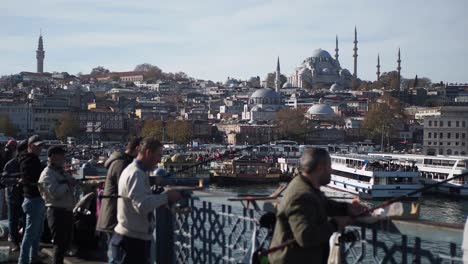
[387,177,413,184]
[331,169,371,182]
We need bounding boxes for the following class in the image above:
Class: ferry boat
[211,155,282,184]
[329,155,423,199]
[370,154,468,197]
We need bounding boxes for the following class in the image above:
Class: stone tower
[36,32,45,73]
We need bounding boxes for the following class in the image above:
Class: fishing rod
[360,171,468,216]
[257,171,468,257]
[98,129,320,200]
[0,170,104,188]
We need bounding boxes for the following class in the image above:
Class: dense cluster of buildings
[0,32,467,156]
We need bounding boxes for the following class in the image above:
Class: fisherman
[38,146,76,264]
[111,137,183,264]
[96,137,142,263]
[2,140,27,252]
[18,135,46,264]
[268,147,368,264]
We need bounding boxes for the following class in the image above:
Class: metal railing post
[155,206,175,264]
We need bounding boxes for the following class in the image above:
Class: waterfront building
[423,106,468,155]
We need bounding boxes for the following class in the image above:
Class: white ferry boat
[370,154,468,197]
[329,155,423,199]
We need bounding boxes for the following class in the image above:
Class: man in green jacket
[269,148,367,264]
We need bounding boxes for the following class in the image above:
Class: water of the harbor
[207,184,468,224]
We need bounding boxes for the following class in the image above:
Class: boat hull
[329,175,422,200]
[420,178,468,198]
[211,175,280,185]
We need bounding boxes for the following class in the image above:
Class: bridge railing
[153,198,464,264]
[340,219,464,264]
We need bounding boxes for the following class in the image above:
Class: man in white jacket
[111,137,182,264]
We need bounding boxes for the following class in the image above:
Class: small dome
[340,69,351,76]
[250,88,280,99]
[307,102,335,116]
[282,82,294,88]
[330,83,343,92]
[310,49,333,59]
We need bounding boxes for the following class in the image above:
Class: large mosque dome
[310,49,333,59]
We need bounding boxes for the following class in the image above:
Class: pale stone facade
[423,106,468,156]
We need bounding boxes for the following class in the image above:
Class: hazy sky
[1,0,467,83]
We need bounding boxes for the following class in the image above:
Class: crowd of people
[0,134,372,264]
[0,135,183,264]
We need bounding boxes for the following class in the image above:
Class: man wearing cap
[18,135,46,264]
[2,140,27,252]
[39,146,76,264]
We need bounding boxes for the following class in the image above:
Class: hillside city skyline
[1,0,467,83]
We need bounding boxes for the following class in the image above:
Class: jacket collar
[299,175,321,193]
[134,159,148,172]
[47,162,64,172]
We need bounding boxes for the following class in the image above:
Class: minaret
[397,48,402,91]
[352,26,358,89]
[376,54,381,81]
[36,32,45,73]
[334,35,339,62]
[275,57,281,93]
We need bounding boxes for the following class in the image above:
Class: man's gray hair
[300,147,330,174]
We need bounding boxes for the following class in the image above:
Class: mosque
[242,58,283,122]
[286,28,359,90]
[239,27,403,123]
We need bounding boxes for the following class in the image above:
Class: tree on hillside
[361,95,406,144]
[408,74,431,88]
[55,112,79,141]
[134,64,164,81]
[140,119,165,141]
[0,115,17,137]
[166,119,192,144]
[90,66,110,75]
[274,108,308,142]
[265,73,287,88]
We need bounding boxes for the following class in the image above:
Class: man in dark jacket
[18,135,46,264]
[269,148,367,264]
[2,140,27,251]
[1,140,17,170]
[96,137,142,261]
